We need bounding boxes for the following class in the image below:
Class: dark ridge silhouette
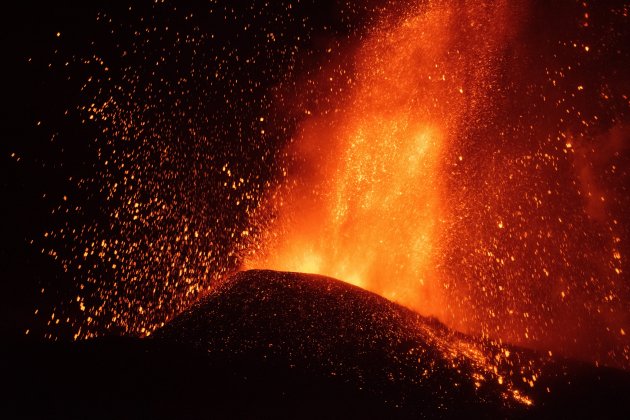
[3,270,629,419]
[157,269,516,417]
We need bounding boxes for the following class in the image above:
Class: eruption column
[247,0,630,368]
[248,2,522,325]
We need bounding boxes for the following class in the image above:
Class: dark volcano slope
[155,269,630,419]
[156,269,511,418]
[4,270,630,419]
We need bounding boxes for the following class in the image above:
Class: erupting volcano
[3,0,630,417]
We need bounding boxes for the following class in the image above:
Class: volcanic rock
[156,269,514,417]
[4,270,630,419]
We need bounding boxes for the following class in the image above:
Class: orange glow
[256,123,444,313]
[246,0,630,369]
[246,2,522,322]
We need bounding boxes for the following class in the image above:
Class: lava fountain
[246,0,630,368]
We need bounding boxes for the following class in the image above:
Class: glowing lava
[248,1,527,325]
[247,0,630,368]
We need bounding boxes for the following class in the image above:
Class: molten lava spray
[38,0,628,370]
[247,0,630,368]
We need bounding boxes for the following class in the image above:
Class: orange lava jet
[247,0,629,368]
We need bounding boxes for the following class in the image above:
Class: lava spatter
[246,0,630,369]
[37,1,347,339]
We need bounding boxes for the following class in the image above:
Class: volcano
[4,270,630,419]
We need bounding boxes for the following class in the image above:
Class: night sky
[2,0,357,339]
